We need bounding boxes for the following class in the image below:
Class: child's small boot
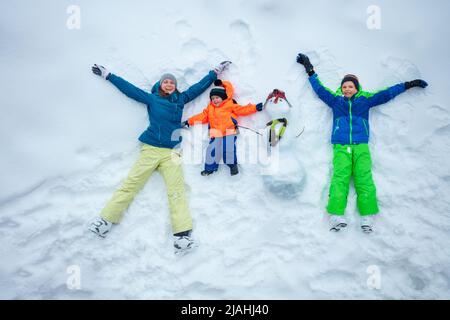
[329,215,347,232]
[229,164,239,176]
[201,170,215,176]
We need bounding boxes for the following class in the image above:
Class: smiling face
[160,79,176,95]
[211,95,224,107]
[341,81,358,98]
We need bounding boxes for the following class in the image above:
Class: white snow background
[0,0,449,299]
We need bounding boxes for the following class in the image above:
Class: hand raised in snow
[296,53,315,76]
[214,61,232,75]
[92,64,111,80]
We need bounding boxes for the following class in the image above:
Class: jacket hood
[211,80,234,106]
[221,80,234,102]
[151,81,160,94]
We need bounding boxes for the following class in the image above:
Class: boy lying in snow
[183,79,263,176]
[297,53,428,233]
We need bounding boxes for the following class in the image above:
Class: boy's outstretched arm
[92,64,152,105]
[187,106,210,126]
[308,74,340,108]
[233,103,264,116]
[367,79,428,108]
[296,53,337,108]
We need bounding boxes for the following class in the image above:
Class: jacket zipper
[349,100,353,144]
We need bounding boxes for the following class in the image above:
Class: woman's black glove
[296,53,315,76]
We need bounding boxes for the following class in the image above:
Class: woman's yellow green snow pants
[327,144,379,216]
[100,144,192,234]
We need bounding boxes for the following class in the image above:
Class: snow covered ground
[1,0,449,299]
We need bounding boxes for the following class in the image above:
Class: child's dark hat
[210,79,227,100]
[341,74,360,90]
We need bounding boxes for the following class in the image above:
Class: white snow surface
[1,0,450,299]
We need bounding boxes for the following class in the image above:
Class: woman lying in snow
[296,53,428,233]
[88,61,231,255]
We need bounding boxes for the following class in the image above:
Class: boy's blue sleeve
[181,70,217,104]
[108,74,152,105]
[367,83,406,108]
[308,73,338,108]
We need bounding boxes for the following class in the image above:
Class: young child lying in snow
[182,79,263,176]
[296,53,428,233]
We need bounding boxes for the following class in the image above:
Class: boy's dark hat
[210,79,227,100]
[341,74,360,90]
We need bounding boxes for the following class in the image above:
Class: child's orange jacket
[187,81,257,138]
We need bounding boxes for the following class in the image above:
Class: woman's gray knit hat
[160,73,177,87]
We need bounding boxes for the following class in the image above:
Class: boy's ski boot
[329,215,347,232]
[361,216,375,234]
[89,217,113,238]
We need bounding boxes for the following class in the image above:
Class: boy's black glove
[181,120,190,128]
[256,103,264,111]
[296,53,315,76]
[405,79,428,90]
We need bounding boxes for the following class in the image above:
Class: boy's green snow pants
[100,143,193,234]
[326,144,379,216]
